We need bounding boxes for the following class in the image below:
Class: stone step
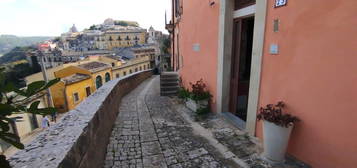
[160,82,179,87]
[160,74,179,79]
[161,85,180,89]
[160,72,179,96]
[160,77,179,81]
[161,86,179,92]
[160,90,178,96]
[161,72,179,76]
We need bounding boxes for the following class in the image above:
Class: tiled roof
[62,73,91,85]
[105,55,122,61]
[77,61,111,73]
[116,47,135,60]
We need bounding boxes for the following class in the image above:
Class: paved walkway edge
[176,106,249,168]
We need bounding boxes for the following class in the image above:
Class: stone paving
[104,76,237,168]
[104,76,309,168]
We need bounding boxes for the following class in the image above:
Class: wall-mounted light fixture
[209,0,215,6]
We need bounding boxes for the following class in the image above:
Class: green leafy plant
[0,68,59,167]
[257,101,300,128]
[178,87,190,101]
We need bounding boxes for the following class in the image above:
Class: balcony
[8,71,307,168]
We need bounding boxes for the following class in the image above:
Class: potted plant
[257,101,300,163]
[183,79,211,113]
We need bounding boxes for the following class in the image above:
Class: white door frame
[216,0,268,135]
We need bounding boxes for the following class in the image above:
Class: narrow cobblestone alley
[103,76,307,168]
[103,76,239,168]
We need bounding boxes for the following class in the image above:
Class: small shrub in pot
[257,101,300,163]
[257,101,300,128]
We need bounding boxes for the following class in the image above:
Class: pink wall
[257,0,357,167]
[178,0,220,111]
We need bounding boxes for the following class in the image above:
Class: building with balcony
[95,27,147,50]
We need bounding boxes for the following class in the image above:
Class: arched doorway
[105,72,111,82]
[96,76,103,89]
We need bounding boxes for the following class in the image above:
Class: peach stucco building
[167,0,357,167]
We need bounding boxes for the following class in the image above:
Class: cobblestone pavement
[104,76,308,168]
[104,76,238,168]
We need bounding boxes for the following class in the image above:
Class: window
[111,63,115,67]
[105,72,111,82]
[86,87,91,97]
[116,73,120,78]
[129,69,132,74]
[144,65,146,70]
[96,76,103,89]
[73,93,79,103]
[135,68,138,72]
[123,71,127,76]
[139,66,142,71]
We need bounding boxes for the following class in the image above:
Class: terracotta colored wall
[257,1,357,167]
[178,0,220,111]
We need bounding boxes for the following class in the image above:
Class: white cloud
[0,0,171,36]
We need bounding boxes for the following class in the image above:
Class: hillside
[0,35,53,56]
[0,46,36,65]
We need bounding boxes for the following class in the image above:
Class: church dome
[149,26,154,31]
[104,18,115,26]
[69,24,78,33]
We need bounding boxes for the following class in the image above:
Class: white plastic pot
[185,98,208,112]
[262,120,293,163]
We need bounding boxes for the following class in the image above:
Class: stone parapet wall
[9,70,153,168]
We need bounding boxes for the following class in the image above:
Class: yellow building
[112,55,151,79]
[50,73,94,112]
[95,27,146,50]
[24,53,152,113]
[84,55,123,67]
[49,61,112,112]
[132,46,157,68]
[77,61,112,89]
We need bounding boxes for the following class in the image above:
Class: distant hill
[0,35,53,56]
[0,46,36,65]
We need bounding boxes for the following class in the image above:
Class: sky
[0,0,171,37]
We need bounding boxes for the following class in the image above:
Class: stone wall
[9,70,153,168]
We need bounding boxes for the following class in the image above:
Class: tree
[3,63,40,88]
[0,68,60,167]
[89,25,97,30]
[160,37,171,55]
